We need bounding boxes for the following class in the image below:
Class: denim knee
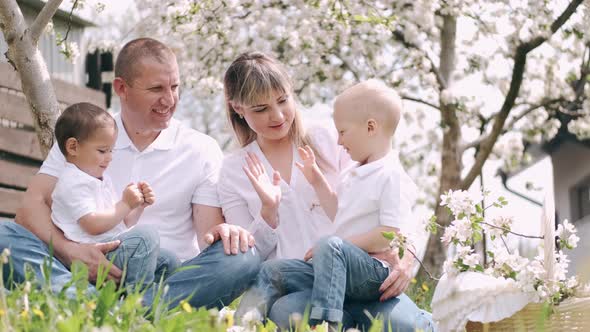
[121,224,160,258]
[314,236,344,258]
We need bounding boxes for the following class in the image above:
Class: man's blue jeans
[237,236,435,331]
[0,222,261,309]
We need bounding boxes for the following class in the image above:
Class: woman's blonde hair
[223,52,335,172]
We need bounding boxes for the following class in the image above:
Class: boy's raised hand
[295,145,322,185]
[122,183,144,209]
[138,181,155,207]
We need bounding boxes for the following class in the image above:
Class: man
[0,38,260,309]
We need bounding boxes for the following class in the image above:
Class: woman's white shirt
[218,125,351,259]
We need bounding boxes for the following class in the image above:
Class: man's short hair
[115,38,175,83]
[55,102,116,156]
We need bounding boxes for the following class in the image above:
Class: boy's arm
[345,225,397,253]
[79,183,143,235]
[79,201,133,235]
[123,207,144,227]
[295,145,338,221]
[123,182,155,227]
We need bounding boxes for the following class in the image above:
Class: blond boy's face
[333,103,372,165]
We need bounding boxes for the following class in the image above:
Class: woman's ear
[367,118,378,136]
[230,101,245,118]
[65,137,79,157]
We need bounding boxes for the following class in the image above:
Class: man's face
[119,56,180,133]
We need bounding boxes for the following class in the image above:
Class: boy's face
[333,103,372,165]
[69,125,117,179]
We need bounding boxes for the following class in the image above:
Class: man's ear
[65,137,79,156]
[367,118,378,136]
[113,77,127,99]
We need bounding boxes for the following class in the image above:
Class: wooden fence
[0,62,105,218]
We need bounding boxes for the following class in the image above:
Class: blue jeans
[105,224,178,290]
[142,240,262,309]
[0,222,260,310]
[237,237,435,331]
[309,236,390,323]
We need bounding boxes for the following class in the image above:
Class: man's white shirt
[41,114,223,261]
[51,163,127,243]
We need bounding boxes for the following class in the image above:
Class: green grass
[0,253,433,331]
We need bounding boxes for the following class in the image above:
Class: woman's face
[237,90,296,143]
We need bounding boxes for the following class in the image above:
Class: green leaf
[382,231,395,240]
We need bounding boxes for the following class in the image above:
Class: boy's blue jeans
[237,236,435,331]
[0,222,261,310]
[105,224,180,290]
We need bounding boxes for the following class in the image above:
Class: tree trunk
[0,0,63,157]
[419,15,460,278]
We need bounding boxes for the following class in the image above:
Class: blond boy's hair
[335,79,402,136]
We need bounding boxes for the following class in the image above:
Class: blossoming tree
[127,0,590,275]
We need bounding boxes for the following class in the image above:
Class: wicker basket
[465,297,590,331]
[465,194,590,331]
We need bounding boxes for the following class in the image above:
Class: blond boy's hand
[295,145,323,185]
[138,181,155,207]
[122,183,144,209]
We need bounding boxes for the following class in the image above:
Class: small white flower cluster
[492,132,529,173]
[437,189,584,304]
[567,116,590,140]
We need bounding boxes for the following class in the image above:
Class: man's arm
[345,225,397,253]
[15,174,122,282]
[192,204,254,255]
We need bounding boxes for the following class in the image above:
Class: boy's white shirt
[333,151,418,246]
[40,114,223,261]
[51,162,128,243]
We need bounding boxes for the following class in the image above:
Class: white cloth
[218,125,352,259]
[333,151,417,241]
[51,163,127,243]
[40,114,223,261]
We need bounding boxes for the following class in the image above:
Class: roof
[17,0,96,27]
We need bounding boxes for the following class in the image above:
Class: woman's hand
[243,152,282,227]
[295,145,323,185]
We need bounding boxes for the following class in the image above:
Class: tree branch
[392,30,447,90]
[400,94,440,110]
[460,0,584,190]
[461,98,564,152]
[29,0,64,43]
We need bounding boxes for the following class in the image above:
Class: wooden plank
[0,62,106,109]
[0,128,43,161]
[0,187,24,216]
[0,160,38,189]
[0,90,34,126]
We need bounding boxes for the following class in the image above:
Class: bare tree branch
[29,0,64,43]
[400,94,440,110]
[460,0,584,190]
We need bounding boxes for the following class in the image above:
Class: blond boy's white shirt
[51,162,128,243]
[40,114,223,261]
[333,151,418,245]
[218,124,352,260]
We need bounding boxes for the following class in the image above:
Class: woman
[217,52,434,331]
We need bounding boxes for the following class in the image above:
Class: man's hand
[203,224,255,255]
[371,249,413,301]
[62,240,122,283]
